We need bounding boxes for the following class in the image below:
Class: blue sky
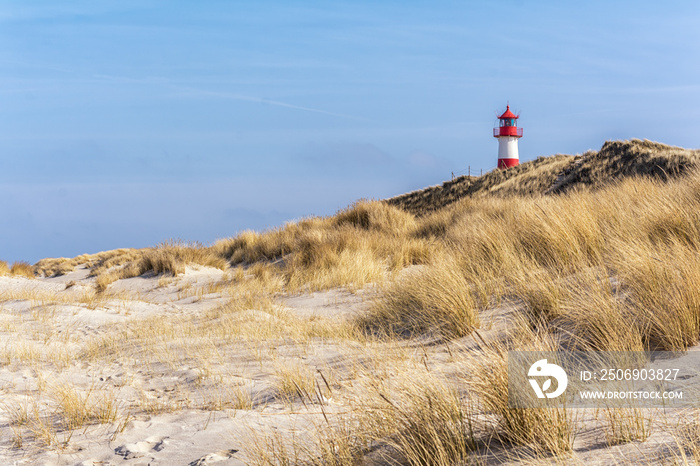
[1,1,699,263]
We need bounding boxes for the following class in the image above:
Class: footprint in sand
[189,449,239,465]
[114,436,170,459]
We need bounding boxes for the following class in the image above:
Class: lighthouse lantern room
[493,105,523,169]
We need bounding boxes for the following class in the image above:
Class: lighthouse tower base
[498,158,519,169]
[497,136,520,169]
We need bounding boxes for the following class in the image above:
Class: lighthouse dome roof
[497,105,518,119]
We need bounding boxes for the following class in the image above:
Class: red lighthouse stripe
[498,158,519,169]
[493,127,523,137]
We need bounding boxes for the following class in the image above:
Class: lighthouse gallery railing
[493,127,523,137]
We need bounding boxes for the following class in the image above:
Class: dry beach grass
[2,139,700,464]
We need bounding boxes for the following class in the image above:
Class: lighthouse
[493,105,523,169]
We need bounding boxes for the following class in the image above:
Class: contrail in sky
[173,86,373,122]
[93,74,371,122]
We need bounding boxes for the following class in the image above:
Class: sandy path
[0,266,374,465]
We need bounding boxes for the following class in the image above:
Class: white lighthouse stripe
[497,137,520,161]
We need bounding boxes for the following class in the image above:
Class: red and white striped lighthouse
[493,105,523,169]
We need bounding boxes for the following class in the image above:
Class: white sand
[0,266,372,465]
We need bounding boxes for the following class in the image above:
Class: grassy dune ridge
[4,138,700,464]
[387,138,700,215]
